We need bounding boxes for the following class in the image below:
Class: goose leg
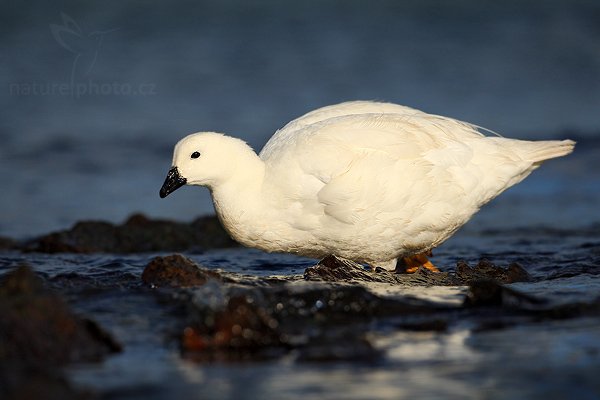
[395,251,439,274]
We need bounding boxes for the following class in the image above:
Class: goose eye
[191,151,200,159]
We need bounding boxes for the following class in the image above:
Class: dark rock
[304,255,397,283]
[136,253,600,364]
[0,235,17,250]
[304,255,461,285]
[464,281,600,331]
[23,213,237,253]
[148,256,600,364]
[27,221,118,253]
[455,259,532,284]
[396,266,463,286]
[0,265,121,400]
[464,279,545,308]
[181,294,286,362]
[178,280,443,362]
[142,254,228,288]
[0,364,94,400]
[0,265,122,365]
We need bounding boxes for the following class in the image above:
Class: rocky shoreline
[0,265,121,400]
[1,214,599,398]
[3,213,237,254]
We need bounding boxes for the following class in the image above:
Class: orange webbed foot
[396,251,440,274]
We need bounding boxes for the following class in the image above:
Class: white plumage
[160,101,575,270]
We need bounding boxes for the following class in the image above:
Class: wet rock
[142,254,228,288]
[170,264,600,360]
[0,235,17,250]
[26,220,118,253]
[178,280,442,362]
[0,265,121,400]
[182,294,286,361]
[395,266,462,286]
[266,284,442,320]
[464,279,544,308]
[464,281,600,332]
[0,364,94,400]
[455,259,531,284]
[148,257,600,364]
[138,253,600,364]
[23,213,237,253]
[304,255,461,285]
[304,255,398,283]
[0,265,122,364]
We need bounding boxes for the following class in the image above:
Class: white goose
[160,101,575,272]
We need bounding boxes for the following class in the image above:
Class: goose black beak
[160,167,187,198]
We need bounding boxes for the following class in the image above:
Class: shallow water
[2,221,600,399]
[1,139,599,398]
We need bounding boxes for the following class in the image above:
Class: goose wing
[263,112,490,234]
[259,101,423,160]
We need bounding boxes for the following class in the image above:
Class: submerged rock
[463,279,600,331]
[179,283,426,363]
[142,254,229,288]
[0,265,121,400]
[148,255,445,362]
[182,294,286,362]
[464,279,544,308]
[177,280,445,362]
[456,259,532,284]
[135,253,600,365]
[23,213,237,253]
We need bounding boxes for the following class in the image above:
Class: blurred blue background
[2,0,599,238]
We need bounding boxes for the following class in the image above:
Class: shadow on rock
[0,265,121,400]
